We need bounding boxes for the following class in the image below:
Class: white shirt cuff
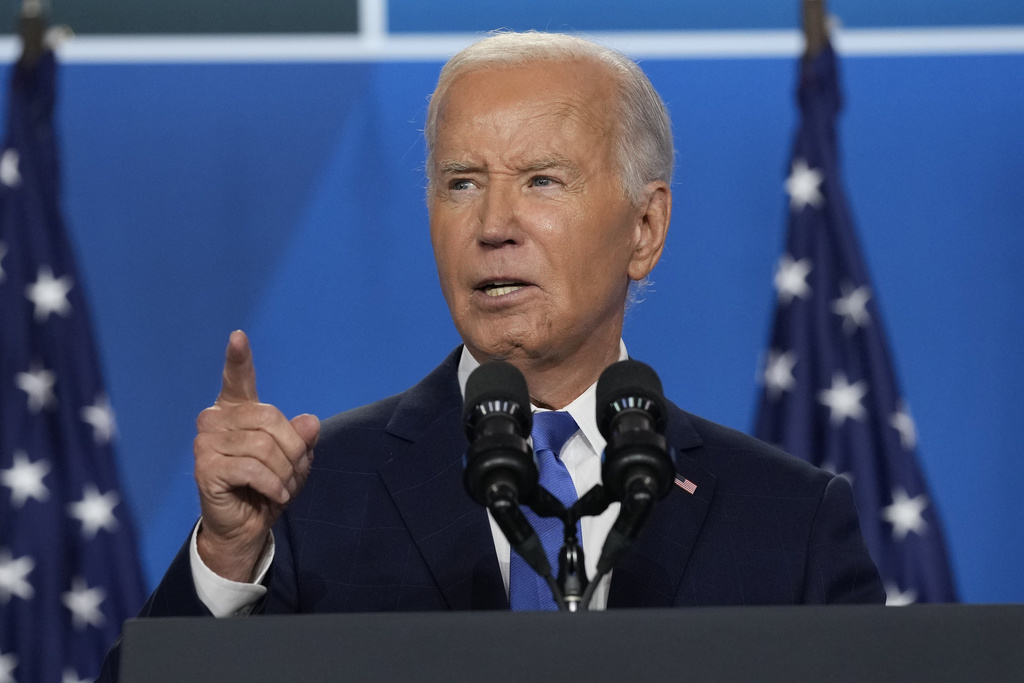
[189,519,274,617]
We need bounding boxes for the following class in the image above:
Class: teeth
[484,283,523,297]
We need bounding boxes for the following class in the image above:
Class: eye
[530,175,557,188]
[449,178,474,191]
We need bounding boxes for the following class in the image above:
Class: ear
[627,181,671,281]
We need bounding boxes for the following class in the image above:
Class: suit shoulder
[681,409,788,457]
[313,347,463,465]
[320,392,403,436]
[673,406,830,490]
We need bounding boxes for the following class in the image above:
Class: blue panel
[835,0,1024,28]
[388,0,1024,33]
[40,53,1024,602]
[56,62,382,581]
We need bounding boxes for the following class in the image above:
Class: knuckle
[196,407,220,432]
[239,457,269,484]
[194,433,215,457]
[253,403,285,429]
[252,431,277,461]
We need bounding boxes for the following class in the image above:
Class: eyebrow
[437,156,582,176]
[437,160,483,175]
[521,156,580,174]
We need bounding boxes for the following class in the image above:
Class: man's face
[429,59,657,370]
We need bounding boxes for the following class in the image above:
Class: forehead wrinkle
[512,154,583,178]
[436,152,582,178]
[433,70,619,182]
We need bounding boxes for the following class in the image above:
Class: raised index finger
[216,330,259,405]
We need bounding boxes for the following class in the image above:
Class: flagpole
[802,0,829,60]
[18,0,47,70]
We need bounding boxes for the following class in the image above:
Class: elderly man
[103,32,882,674]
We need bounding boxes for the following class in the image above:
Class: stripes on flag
[674,476,697,495]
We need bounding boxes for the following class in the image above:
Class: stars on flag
[757,37,956,608]
[762,349,797,399]
[884,582,918,606]
[818,372,868,426]
[881,487,930,541]
[0,650,18,683]
[1,450,51,508]
[15,362,57,413]
[81,394,117,445]
[25,266,74,322]
[62,669,91,683]
[820,460,854,486]
[62,577,107,630]
[774,254,812,304]
[890,401,918,450]
[67,485,121,540]
[785,158,824,211]
[1,48,145,680]
[831,282,872,334]
[0,148,21,188]
[0,550,35,603]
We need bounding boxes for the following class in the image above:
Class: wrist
[197,524,270,583]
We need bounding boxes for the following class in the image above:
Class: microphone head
[596,360,667,439]
[463,361,533,440]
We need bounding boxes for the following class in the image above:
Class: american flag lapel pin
[674,475,697,495]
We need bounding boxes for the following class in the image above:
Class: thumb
[290,413,320,450]
[216,330,259,405]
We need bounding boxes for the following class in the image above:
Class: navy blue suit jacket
[137,347,883,615]
[100,348,883,678]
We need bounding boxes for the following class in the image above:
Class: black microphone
[462,361,553,585]
[463,361,535,506]
[594,360,675,575]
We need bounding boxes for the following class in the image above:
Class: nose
[476,179,523,248]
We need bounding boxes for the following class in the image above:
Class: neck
[521,350,619,409]
[467,336,622,411]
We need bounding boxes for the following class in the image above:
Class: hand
[193,330,319,582]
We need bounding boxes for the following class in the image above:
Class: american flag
[753,43,958,604]
[673,476,697,495]
[0,51,145,681]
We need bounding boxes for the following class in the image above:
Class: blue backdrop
[4,5,1020,605]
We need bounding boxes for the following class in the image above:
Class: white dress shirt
[191,342,628,615]
[457,344,624,611]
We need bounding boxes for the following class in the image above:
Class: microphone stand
[568,485,613,611]
[527,484,615,611]
[514,478,670,612]
[523,486,576,611]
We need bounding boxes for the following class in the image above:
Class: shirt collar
[456,341,629,457]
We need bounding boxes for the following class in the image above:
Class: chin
[464,329,537,363]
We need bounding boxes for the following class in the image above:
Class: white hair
[425,30,674,204]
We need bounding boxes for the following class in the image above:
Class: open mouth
[480,280,528,297]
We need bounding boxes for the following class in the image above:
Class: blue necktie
[509,411,581,611]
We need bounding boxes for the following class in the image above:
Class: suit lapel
[374,351,718,610]
[377,348,507,611]
[608,405,717,608]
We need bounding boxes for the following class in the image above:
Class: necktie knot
[531,411,578,458]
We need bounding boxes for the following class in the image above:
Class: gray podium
[120,605,1024,682]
